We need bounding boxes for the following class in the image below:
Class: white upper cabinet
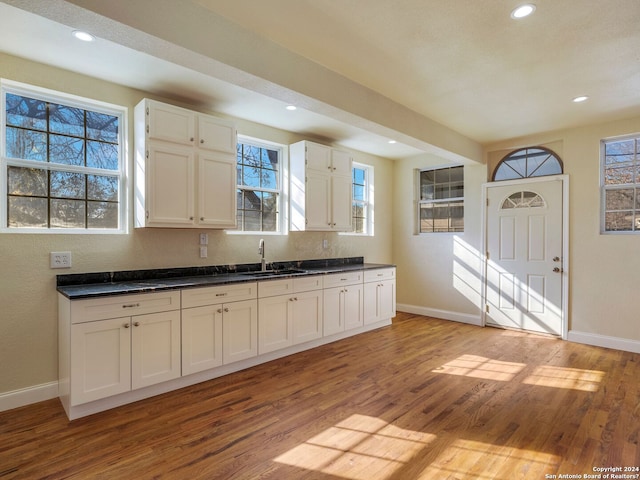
[290,140,353,232]
[135,99,237,228]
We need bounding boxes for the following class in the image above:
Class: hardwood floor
[1,312,639,479]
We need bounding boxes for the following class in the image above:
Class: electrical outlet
[199,233,208,245]
[199,246,208,258]
[323,239,329,249]
[50,251,72,269]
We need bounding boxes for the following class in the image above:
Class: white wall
[0,53,394,398]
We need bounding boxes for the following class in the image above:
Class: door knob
[553,267,563,273]
[553,256,560,262]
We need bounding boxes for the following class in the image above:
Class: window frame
[0,79,128,234]
[342,162,374,236]
[416,164,464,234]
[230,135,287,235]
[600,133,640,234]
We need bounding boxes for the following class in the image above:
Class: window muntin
[2,83,125,232]
[601,135,640,233]
[236,139,283,232]
[350,163,373,235]
[418,165,464,233]
[493,147,563,181]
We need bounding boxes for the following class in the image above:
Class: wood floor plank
[1,312,638,479]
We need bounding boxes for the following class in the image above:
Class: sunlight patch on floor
[415,438,560,480]
[432,354,526,381]
[523,365,605,392]
[274,414,436,480]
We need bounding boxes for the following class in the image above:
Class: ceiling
[1,0,639,161]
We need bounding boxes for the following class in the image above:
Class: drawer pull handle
[340,278,348,281]
[216,293,227,297]
[122,303,140,308]
[377,273,383,276]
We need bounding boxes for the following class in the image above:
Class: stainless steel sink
[239,269,306,277]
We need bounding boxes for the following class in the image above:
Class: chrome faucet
[258,238,266,271]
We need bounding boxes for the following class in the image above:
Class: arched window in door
[493,147,563,181]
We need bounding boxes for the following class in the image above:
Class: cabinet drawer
[323,271,363,288]
[258,279,294,298]
[364,268,396,283]
[294,275,323,293]
[182,282,257,308]
[70,291,180,324]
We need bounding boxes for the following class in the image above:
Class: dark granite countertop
[57,257,395,299]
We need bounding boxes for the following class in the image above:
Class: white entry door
[485,178,564,336]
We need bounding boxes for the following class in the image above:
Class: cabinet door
[147,100,195,146]
[197,115,236,153]
[323,287,343,336]
[363,281,379,324]
[131,310,181,390]
[70,317,131,405]
[305,171,332,230]
[331,149,352,176]
[292,289,323,344]
[331,173,353,231]
[305,141,332,172]
[198,152,237,227]
[146,143,195,226]
[258,295,293,354]
[182,305,223,375]
[378,280,396,320]
[343,283,364,331]
[223,299,258,364]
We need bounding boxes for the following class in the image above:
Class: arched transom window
[500,191,546,209]
[493,147,563,181]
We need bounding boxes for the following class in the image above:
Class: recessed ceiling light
[72,30,95,42]
[511,4,536,19]
[285,105,297,111]
[573,96,589,103]
[388,140,397,144]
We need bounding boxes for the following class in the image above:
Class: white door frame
[481,175,569,340]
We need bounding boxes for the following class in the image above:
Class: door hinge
[486,251,490,260]
[146,106,149,115]
[146,125,149,134]
[486,197,489,206]
[485,304,490,313]
[146,150,149,159]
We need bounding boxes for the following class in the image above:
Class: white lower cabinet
[64,291,181,406]
[258,278,323,354]
[182,283,258,372]
[364,268,397,324]
[323,271,364,336]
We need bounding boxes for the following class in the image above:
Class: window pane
[87,140,119,170]
[241,190,262,210]
[434,169,450,183]
[419,204,434,233]
[262,210,277,231]
[433,203,450,232]
[50,198,85,228]
[51,171,85,199]
[8,166,48,196]
[49,134,84,166]
[353,184,365,201]
[49,103,84,137]
[604,164,634,185]
[605,211,633,231]
[88,201,118,228]
[434,183,450,200]
[8,196,47,227]
[240,165,261,188]
[242,210,261,231]
[450,201,464,232]
[353,168,365,184]
[354,217,364,234]
[606,188,634,211]
[86,111,118,142]
[88,174,118,201]
[605,139,635,162]
[6,127,47,161]
[261,148,278,169]
[261,168,278,189]
[5,94,46,130]
[450,166,464,183]
[420,183,434,201]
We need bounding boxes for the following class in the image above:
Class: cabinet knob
[217,308,223,313]
[224,307,229,312]
[190,137,194,142]
[200,217,204,221]
[123,323,130,329]
[133,321,140,327]
[200,139,204,144]
[189,216,194,220]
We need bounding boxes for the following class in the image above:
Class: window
[1,81,126,232]
[601,134,640,233]
[418,165,464,233]
[493,147,563,181]
[350,163,374,235]
[236,138,283,232]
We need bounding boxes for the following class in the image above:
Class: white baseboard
[0,381,58,413]
[568,330,640,354]
[397,304,482,326]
